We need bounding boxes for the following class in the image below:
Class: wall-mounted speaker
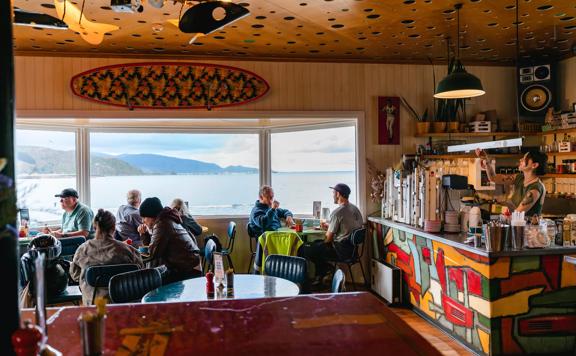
[518,63,557,120]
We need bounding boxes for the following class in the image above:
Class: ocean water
[17,172,356,224]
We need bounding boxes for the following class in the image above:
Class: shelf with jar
[421,153,523,159]
[414,131,541,138]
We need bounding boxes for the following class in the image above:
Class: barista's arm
[475,149,515,186]
[515,189,541,214]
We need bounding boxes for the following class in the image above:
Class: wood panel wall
[22,56,574,280]
[14,56,519,213]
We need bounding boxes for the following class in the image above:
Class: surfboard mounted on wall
[70,62,270,110]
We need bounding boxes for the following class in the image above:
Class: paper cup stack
[444,211,460,233]
[424,220,442,233]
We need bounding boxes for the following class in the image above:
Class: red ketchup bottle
[11,321,43,356]
[206,271,215,297]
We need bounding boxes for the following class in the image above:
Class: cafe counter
[369,217,576,356]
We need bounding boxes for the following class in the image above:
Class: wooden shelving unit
[421,153,522,159]
[541,128,576,135]
[547,152,576,156]
[414,132,541,138]
[543,174,576,178]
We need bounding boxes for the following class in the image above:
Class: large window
[15,129,77,225]
[271,126,357,215]
[14,119,359,224]
[90,132,259,216]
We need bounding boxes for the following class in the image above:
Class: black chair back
[108,268,162,304]
[60,236,86,260]
[350,228,366,259]
[226,221,237,253]
[85,264,140,287]
[331,268,346,293]
[85,264,139,304]
[264,254,307,285]
[204,239,217,271]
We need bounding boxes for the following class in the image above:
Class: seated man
[300,183,363,285]
[45,188,94,239]
[139,197,202,285]
[116,189,143,246]
[70,209,143,305]
[171,198,203,239]
[249,185,295,237]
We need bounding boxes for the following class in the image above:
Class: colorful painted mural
[370,221,576,355]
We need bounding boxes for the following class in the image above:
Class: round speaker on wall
[520,84,551,112]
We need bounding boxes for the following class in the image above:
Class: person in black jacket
[140,197,202,285]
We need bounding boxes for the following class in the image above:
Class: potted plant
[401,97,430,135]
[435,58,466,133]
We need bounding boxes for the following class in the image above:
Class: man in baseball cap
[301,183,363,286]
[44,188,94,239]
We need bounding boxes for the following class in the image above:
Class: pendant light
[446,0,523,153]
[434,3,485,99]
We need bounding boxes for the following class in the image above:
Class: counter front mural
[370,221,576,355]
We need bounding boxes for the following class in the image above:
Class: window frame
[15,112,364,221]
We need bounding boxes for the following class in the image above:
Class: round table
[142,274,300,303]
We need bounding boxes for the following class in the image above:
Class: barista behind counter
[476,149,548,217]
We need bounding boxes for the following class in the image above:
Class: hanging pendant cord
[456,4,461,59]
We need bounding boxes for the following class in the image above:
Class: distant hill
[16,147,257,176]
[117,154,257,174]
[16,146,143,176]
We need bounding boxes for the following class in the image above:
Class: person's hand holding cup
[137,224,148,236]
[272,200,280,209]
[285,215,295,227]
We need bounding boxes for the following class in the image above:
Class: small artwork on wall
[378,96,400,145]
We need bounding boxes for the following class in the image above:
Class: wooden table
[278,227,326,242]
[142,274,300,303]
[24,292,442,355]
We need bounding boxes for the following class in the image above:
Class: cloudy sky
[17,126,356,172]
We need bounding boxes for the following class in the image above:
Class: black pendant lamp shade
[13,8,68,30]
[434,3,485,99]
[434,59,485,99]
[179,1,250,35]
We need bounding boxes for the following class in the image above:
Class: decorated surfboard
[70,62,270,109]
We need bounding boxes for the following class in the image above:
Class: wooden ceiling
[12,0,576,64]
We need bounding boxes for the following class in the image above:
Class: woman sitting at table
[70,209,143,305]
[139,197,202,285]
[170,198,203,240]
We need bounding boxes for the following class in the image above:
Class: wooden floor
[389,307,476,356]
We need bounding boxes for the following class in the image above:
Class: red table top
[27,292,441,355]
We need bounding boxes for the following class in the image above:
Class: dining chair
[203,239,217,272]
[108,268,162,304]
[220,221,236,270]
[59,236,86,261]
[84,264,140,305]
[264,254,307,292]
[246,222,258,273]
[327,227,367,290]
[331,268,346,293]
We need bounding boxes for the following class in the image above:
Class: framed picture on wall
[378,96,400,145]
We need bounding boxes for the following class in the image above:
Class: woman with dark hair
[476,149,548,217]
[70,209,143,305]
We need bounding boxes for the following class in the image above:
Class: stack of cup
[444,211,460,233]
[511,211,526,250]
[424,220,442,233]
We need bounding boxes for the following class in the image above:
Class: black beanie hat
[139,197,163,218]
